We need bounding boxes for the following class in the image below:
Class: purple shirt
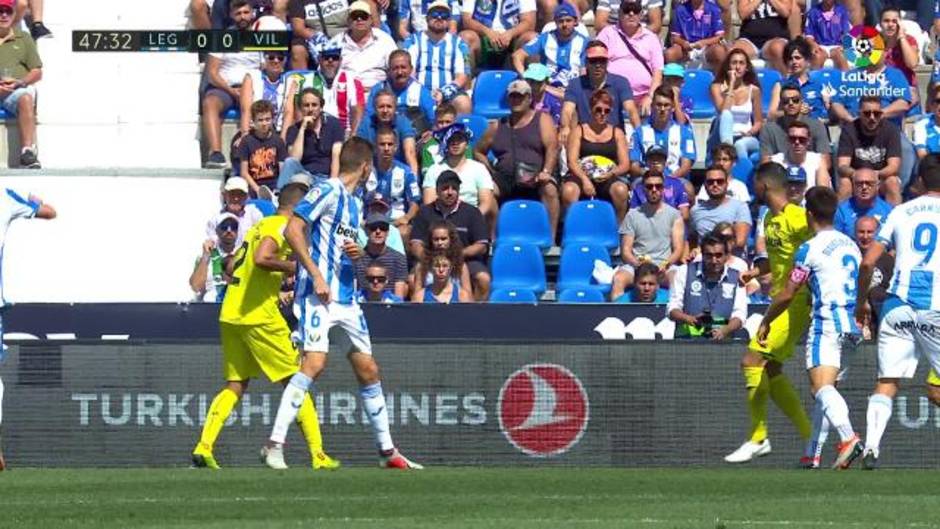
[629,175,690,210]
[670,1,724,43]
[804,3,851,46]
[596,25,664,100]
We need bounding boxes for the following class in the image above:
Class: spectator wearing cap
[560,40,640,149]
[356,211,409,300]
[419,103,466,178]
[562,89,631,223]
[237,100,288,196]
[357,263,405,303]
[282,44,365,139]
[594,0,664,35]
[410,170,491,300]
[403,0,473,115]
[630,86,696,186]
[475,80,561,240]
[665,0,727,71]
[689,165,751,255]
[203,0,260,169]
[424,123,498,233]
[0,0,41,168]
[399,0,459,39]
[511,3,588,93]
[286,0,380,70]
[660,63,691,125]
[783,164,808,204]
[459,0,537,70]
[357,196,407,254]
[191,212,241,302]
[759,82,830,167]
[596,0,664,116]
[524,64,563,126]
[629,148,691,222]
[357,89,420,176]
[833,167,893,239]
[365,50,436,138]
[206,177,265,248]
[277,88,345,186]
[768,120,830,193]
[367,125,421,243]
[325,1,397,94]
[236,51,288,149]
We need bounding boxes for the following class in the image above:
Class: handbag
[616,29,653,77]
[508,117,539,188]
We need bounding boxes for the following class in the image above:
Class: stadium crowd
[191,0,940,311]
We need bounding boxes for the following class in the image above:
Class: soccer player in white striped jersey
[0,188,55,471]
[757,186,863,470]
[856,155,940,470]
[262,137,423,470]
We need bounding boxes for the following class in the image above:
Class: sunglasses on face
[0,8,12,16]
[705,178,726,185]
[587,58,608,65]
[623,7,642,15]
[783,96,801,105]
[788,135,809,145]
[350,12,370,21]
[368,223,390,232]
[265,54,285,62]
[321,54,341,62]
[428,10,450,19]
[366,275,387,282]
[218,223,239,233]
[644,183,664,190]
[862,110,883,118]
[593,106,611,115]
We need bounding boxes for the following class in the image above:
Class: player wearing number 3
[262,137,423,470]
[855,155,940,470]
[757,187,863,470]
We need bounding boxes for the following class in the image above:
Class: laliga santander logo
[498,364,589,457]
[841,25,885,68]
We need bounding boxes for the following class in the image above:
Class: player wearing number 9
[855,154,940,470]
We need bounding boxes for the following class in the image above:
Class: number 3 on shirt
[842,254,858,298]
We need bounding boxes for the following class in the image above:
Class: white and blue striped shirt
[521,30,588,88]
[294,178,362,305]
[792,229,862,338]
[876,195,940,311]
[398,0,461,33]
[0,188,39,306]
[403,31,471,92]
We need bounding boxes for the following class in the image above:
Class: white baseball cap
[223,176,249,194]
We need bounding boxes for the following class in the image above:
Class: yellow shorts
[928,370,940,386]
[748,297,811,363]
[219,321,299,383]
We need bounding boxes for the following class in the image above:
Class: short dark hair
[297,87,324,107]
[642,169,665,182]
[374,124,398,140]
[705,165,728,179]
[634,262,660,281]
[880,6,901,19]
[860,95,882,107]
[278,183,309,208]
[652,86,674,102]
[250,99,274,119]
[388,49,412,67]
[373,89,397,105]
[711,143,737,162]
[754,161,788,190]
[700,233,727,253]
[787,120,810,135]
[804,186,838,224]
[339,137,374,174]
[783,36,811,63]
[436,102,457,119]
[780,83,802,98]
[918,153,940,191]
[230,0,251,12]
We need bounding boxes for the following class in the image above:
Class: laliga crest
[841,25,884,68]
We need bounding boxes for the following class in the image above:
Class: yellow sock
[769,373,811,440]
[195,388,239,454]
[296,393,324,456]
[743,366,769,443]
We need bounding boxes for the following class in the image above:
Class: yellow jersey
[219,215,291,326]
[763,203,812,298]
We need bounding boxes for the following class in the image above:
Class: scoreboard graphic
[71,30,289,53]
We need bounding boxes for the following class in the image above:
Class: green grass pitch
[1,467,938,528]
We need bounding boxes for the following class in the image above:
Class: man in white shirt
[328,1,398,94]
[769,120,830,196]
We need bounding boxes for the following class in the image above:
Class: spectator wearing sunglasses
[191,213,241,303]
[835,95,902,205]
[690,165,751,256]
[833,167,893,239]
[403,0,472,115]
[594,0,664,39]
[511,3,588,94]
[629,145,691,222]
[0,0,41,168]
[357,263,405,303]
[768,121,830,194]
[325,1,397,93]
[282,44,365,139]
[237,52,288,142]
[286,0,380,70]
[596,0,664,116]
[398,0,459,40]
[356,212,409,300]
[760,83,830,168]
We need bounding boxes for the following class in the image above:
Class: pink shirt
[596,25,664,100]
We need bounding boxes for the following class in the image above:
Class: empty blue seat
[557,288,605,303]
[681,69,716,119]
[489,288,538,303]
[756,68,782,111]
[455,114,490,146]
[562,200,619,250]
[556,244,611,295]
[223,107,240,120]
[496,200,552,249]
[732,156,755,194]
[0,109,9,119]
[248,198,276,216]
[471,70,519,120]
[491,243,547,295]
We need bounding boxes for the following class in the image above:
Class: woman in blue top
[415,251,472,303]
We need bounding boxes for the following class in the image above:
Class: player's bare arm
[855,240,885,328]
[254,236,296,275]
[285,214,330,303]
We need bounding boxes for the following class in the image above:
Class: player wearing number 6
[262,137,423,470]
[856,155,940,470]
[757,187,863,470]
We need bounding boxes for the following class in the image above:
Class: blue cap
[434,122,473,146]
[645,144,667,159]
[787,165,807,183]
[554,2,577,19]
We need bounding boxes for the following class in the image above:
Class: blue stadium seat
[489,288,538,303]
[0,109,9,119]
[732,156,754,194]
[491,243,547,295]
[555,244,611,295]
[557,288,605,303]
[223,108,240,120]
[562,200,619,250]
[456,114,490,146]
[756,68,782,111]
[681,69,716,119]
[496,200,552,249]
[471,70,519,120]
[248,198,276,216]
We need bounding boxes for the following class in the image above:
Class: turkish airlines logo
[498,364,589,457]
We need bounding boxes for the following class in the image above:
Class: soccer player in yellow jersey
[725,162,813,463]
[192,183,338,470]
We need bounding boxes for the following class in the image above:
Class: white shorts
[818,44,841,56]
[876,297,940,379]
[805,329,860,371]
[294,296,372,354]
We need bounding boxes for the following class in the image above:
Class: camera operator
[667,232,747,340]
